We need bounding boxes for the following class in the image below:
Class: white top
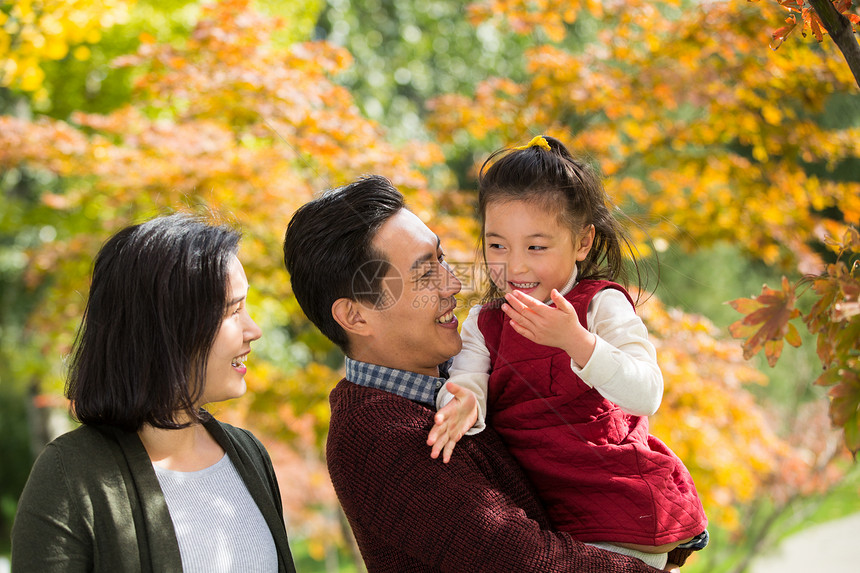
[438,272,663,433]
[154,454,278,573]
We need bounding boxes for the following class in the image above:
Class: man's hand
[427,382,478,463]
[502,289,596,367]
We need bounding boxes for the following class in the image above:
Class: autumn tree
[731,2,860,460]
[0,0,132,101]
[754,0,860,86]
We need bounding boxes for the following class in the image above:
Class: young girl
[428,136,708,570]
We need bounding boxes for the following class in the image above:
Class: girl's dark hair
[66,214,241,432]
[478,135,643,302]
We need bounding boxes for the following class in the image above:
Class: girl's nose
[508,253,528,275]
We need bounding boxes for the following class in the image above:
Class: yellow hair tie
[513,136,551,151]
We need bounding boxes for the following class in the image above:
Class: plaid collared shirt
[344,357,450,408]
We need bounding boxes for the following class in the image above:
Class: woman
[11,214,296,572]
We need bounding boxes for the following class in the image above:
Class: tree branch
[807,0,860,88]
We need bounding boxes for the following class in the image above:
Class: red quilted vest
[479,280,707,545]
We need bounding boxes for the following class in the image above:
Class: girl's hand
[664,564,681,572]
[502,289,596,367]
[427,382,478,463]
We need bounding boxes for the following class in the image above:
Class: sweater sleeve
[436,304,489,434]
[327,390,662,573]
[573,288,663,416]
[11,444,94,572]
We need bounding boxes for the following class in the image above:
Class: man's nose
[441,260,462,296]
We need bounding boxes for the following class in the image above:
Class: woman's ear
[576,224,596,261]
[332,298,370,337]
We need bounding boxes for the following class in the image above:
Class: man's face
[357,208,462,376]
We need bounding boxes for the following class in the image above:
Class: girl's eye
[487,243,504,250]
[529,245,547,251]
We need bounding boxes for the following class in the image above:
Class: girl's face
[484,200,594,303]
[200,255,262,405]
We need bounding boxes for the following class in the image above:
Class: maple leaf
[828,370,860,425]
[729,277,802,366]
[770,13,799,49]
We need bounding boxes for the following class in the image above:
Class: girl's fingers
[504,292,528,313]
[509,289,541,308]
[550,289,574,312]
[508,319,534,340]
[501,302,527,324]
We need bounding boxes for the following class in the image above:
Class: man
[283,175,665,572]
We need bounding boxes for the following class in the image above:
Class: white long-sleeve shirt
[438,283,663,434]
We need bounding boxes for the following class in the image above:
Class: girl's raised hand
[502,289,596,367]
[427,382,478,463]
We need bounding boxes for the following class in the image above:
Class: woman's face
[200,255,262,405]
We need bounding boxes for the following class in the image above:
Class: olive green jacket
[11,416,296,572]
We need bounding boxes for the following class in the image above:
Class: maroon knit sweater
[327,379,662,572]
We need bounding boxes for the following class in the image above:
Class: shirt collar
[344,357,449,408]
[557,265,579,299]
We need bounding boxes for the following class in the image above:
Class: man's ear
[332,298,371,337]
[576,224,596,261]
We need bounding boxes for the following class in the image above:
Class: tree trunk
[808,0,860,88]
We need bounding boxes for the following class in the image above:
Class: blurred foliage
[0,0,132,103]
[314,0,532,145]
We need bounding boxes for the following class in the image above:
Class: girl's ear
[331,298,371,337]
[576,224,596,261]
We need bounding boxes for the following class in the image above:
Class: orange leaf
[728,297,762,315]
[770,14,797,49]
[809,15,824,42]
[728,277,800,365]
[764,338,784,367]
[785,321,802,348]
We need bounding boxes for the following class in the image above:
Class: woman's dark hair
[66,214,241,432]
[478,135,643,301]
[283,175,405,354]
